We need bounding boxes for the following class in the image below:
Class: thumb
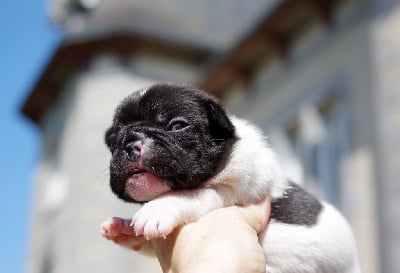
[238,196,271,234]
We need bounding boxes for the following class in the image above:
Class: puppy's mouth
[125,168,171,202]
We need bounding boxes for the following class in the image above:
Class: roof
[21,33,211,124]
[22,0,284,125]
[56,0,283,51]
[198,0,341,94]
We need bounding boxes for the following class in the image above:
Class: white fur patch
[260,202,360,273]
[210,117,288,201]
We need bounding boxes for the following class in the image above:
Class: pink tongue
[125,173,170,201]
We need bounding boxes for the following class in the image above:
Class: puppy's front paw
[100,217,150,251]
[132,201,181,240]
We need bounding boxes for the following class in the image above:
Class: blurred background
[1,0,399,272]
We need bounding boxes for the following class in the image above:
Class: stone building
[22,0,400,272]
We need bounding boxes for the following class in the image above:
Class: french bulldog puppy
[101,83,360,273]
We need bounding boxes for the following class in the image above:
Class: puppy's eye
[105,129,117,152]
[167,121,189,131]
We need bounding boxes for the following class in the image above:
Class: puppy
[101,83,360,272]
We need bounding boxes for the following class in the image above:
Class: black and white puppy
[102,83,360,273]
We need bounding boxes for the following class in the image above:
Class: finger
[238,196,271,233]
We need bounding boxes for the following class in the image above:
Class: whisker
[98,167,110,186]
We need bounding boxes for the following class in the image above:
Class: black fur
[105,83,236,203]
[270,182,323,227]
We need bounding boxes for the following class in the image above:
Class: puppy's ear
[205,100,235,140]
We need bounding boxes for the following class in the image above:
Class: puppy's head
[105,83,236,203]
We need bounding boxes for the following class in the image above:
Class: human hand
[101,216,154,255]
[101,197,270,273]
[152,197,271,273]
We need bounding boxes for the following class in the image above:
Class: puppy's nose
[125,140,142,157]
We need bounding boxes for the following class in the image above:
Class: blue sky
[0,1,59,272]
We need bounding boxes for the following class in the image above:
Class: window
[270,93,349,207]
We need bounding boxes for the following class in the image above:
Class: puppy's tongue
[125,172,170,201]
